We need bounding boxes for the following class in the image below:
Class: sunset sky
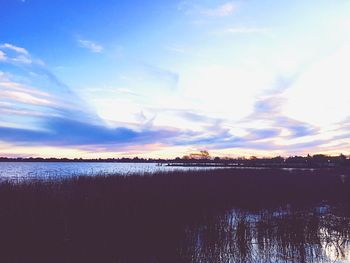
[1,0,350,158]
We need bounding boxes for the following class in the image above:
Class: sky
[1,0,350,158]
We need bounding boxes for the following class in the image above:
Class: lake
[0,162,229,180]
[0,162,321,181]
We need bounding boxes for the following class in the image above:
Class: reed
[0,168,349,262]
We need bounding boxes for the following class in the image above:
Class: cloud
[249,96,319,139]
[0,43,33,64]
[0,90,52,106]
[276,117,318,138]
[142,64,179,89]
[0,70,84,114]
[253,96,285,116]
[175,71,321,153]
[0,107,48,117]
[164,45,186,54]
[1,37,348,156]
[223,27,271,34]
[0,43,29,55]
[0,51,6,61]
[201,2,235,17]
[182,130,326,153]
[282,42,350,127]
[0,116,182,149]
[245,128,281,141]
[0,44,100,132]
[180,111,221,123]
[179,1,236,17]
[12,55,32,64]
[168,111,283,150]
[77,39,103,53]
[0,44,185,150]
[244,72,319,140]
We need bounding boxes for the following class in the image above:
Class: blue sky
[1,0,350,158]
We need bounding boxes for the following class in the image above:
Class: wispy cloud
[0,43,33,64]
[0,44,99,128]
[164,45,186,54]
[179,1,236,17]
[0,43,185,151]
[77,38,103,53]
[249,95,319,140]
[0,90,52,107]
[201,2,235,17]
[0,116,183,149]
[0,43,29,55]
[0,51,6,61]
[223,27,271,34]
[142,64,179,89]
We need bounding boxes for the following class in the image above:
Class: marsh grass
[0,168,349,262]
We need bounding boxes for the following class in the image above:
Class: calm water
[181,207,350,263]
[0,162,318,181]
[0,162,226,180]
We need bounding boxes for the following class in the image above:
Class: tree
[188,150,211,160]
[200,150,210,159]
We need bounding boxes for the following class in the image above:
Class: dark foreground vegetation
[0,168,350,262]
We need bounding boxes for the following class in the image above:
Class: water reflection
[181,208,350,263]
[0,162,232,180]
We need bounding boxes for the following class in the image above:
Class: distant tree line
[0,152,349,168]
[176,152,350,168]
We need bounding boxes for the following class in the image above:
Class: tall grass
[0,168,349,262]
